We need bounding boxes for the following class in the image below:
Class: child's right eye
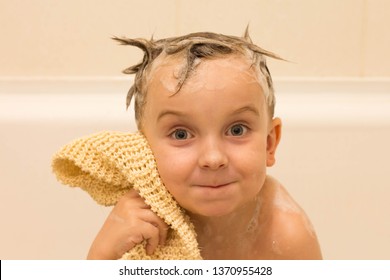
[171,129,191,140]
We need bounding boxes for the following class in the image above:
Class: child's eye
[227,124,248,136]
[171,129,191,140]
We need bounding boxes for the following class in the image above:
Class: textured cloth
[52,131,202,260]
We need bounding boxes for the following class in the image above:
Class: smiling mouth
[197,183,232,188]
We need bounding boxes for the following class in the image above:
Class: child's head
[114,30,282,217]
[113,29,282,129]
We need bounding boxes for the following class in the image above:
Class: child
[69,30,322,260]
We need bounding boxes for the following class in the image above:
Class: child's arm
[87,189,168,259]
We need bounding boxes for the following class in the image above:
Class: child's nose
[198,138,228,170]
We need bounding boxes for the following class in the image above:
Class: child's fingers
[113,189,170,255]
[126,220,160,255]
[144,224,160,255]
[123,190,170,246]
[137,209,169,246]
[158,224,169,246]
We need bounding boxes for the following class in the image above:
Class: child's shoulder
[258,176,322,259]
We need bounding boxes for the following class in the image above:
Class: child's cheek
[153,145,195,184]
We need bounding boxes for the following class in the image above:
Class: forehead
[147,54,263,94]
[145,55,267,120]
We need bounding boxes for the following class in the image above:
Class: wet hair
[113,28,283,128]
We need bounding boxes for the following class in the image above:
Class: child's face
[142,55,280,217]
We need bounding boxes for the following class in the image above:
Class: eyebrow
[157,105,260,122]
[157,110,187,122]
[231,105,260,116]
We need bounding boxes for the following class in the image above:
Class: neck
[190,195,262,232]
[188,192,264,259]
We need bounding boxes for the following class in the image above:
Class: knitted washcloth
[51,131,202,260]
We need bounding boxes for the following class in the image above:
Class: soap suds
[273,184,316,238]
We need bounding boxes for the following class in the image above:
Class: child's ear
[266,117,282,167]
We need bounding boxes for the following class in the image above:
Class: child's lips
[195,182,234,188]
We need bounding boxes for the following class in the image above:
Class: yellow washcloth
[51,131,202,260]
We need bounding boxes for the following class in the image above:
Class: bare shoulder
[259,176,323,259]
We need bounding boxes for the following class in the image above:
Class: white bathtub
[1,77,389,259]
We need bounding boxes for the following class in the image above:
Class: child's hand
[87,189,169,259]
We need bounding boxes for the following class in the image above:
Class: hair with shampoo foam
[113,27,282,128]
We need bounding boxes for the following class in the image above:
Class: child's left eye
[227,124,248,136]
